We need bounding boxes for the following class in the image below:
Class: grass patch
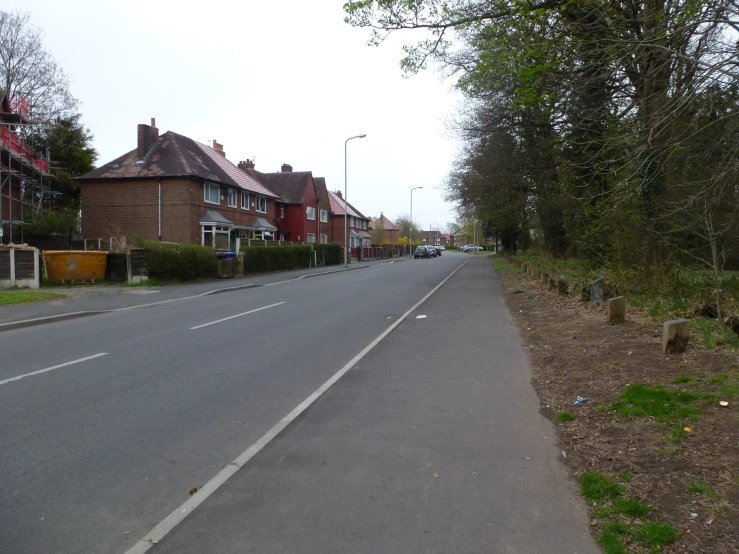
[612,497,652,517]
[688,480,710,495]
[618,470,634,482]
[672,375,691,384]
[512,289,525,294]
[0,291,66,306]
[555,411,576,422]
[581,473,624,501]
[635,522,678,547]
[491,258,508,271]
[609,384,700,422]
[526,293,535,299]
[598,521,631,554]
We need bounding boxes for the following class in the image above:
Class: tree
[32,115,97,208]
[394,213,422,242]
[371,222,386,244]
[0,10,78,123]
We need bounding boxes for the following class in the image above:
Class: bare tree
[0,10,77,123]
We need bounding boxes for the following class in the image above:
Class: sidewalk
[0,258,405,328]
[147,256,599,554]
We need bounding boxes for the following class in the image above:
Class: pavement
[0,253,598,554]
[0,257,400,327]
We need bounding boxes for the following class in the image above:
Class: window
[256,196,267,213]
[204,183,220,205]
[227,189,237,208]
[350,217,355,227]
[307,233,316,243]
[306,206,316,220]
[241,192,249,210]
[362,220,367,229]
[320,234,328,244]
[280,205,284,218]
[320,210,328,223]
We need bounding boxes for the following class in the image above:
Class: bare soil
[494,259,739,554]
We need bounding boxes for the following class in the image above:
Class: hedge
[144,241,218,281]
[241,245,313,273]
[314,243,342,266]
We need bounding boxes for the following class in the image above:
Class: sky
[9,0,464,233]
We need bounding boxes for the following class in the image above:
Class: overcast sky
[10,0,463,233]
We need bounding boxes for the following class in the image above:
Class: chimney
[335,190,342,199]
[212,140,225,157]
[281,163,293,172]
[137,118,159,160]
[238,159,255,172]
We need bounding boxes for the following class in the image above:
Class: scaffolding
[0,120,58,244]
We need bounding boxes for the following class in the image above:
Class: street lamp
[344,134,366,268]
[410,186,423,255]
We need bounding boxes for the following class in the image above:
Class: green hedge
[315,243,342,266]
[144,241,218,281]
[241,245,313,273]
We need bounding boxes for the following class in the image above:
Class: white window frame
[241,192,249,210]
[280,205,284,218]
[319,209,328,223]
[350,217,355,227]
[204,183,220,205]
[256,196,267,213]
[307,233,316,243]
[306,206,316,220]
[320,234,328,244]
[227,188,237,208]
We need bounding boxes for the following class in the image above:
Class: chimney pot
[212,140,226,157]
[238,159,255,172]
[281,163,293,173]
[151,117,156,127]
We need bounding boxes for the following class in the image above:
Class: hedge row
[314,243,342,266]
[144,241,218,281]
[241,245,313,273]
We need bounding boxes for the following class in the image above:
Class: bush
[241,245,312,273]
[144,241,218,281]
[314,243,342,266]
[23,209,78,236]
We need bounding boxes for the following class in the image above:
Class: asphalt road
[0,253,599,554]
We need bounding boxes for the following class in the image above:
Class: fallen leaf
[684,427,693,433]
[189,487,198,496]
[590,519,599,526]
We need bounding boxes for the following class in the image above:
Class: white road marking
[416,315,427,319]
[189,302,286,330]
[0,353,108,387]
[123,257,470,554]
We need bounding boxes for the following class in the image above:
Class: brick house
[420,230,445,246]
[242,163,328,244]
[313,177,332,244]
[1,90,53,244]
[78,120,281,250]
[327,190,371,248]
[370,212,399,244]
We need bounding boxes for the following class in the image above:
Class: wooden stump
[662,318,690,354]
[557,279,568,296]
[548,277,556,291]
[607,296,626,325]
[541,272,549,286]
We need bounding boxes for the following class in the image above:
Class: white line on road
[123,257,470,554]
[0,353,108,387]
[189,302,286,330]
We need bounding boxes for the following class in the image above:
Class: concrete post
[663,319,691,354]
[607,296,626,325]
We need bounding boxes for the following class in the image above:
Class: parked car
[437,245,446,251]
[429,246,437,257]
[433,246,442,256]
[463,244,484,252]
[414,246,431,259]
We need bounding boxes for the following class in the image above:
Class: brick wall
[81,177,278,244]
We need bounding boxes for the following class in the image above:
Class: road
[0,253,599,554]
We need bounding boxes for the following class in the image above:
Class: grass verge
[0,291,66,306]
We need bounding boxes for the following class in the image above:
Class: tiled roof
[371,213,398,230]
[79,131,278,198]
[313,177,331,210]
[245,169,313,204]
[327,190,367,219]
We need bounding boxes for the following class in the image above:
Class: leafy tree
[32,115,98,209]
[371,222,386,244]
[394,213,422,241]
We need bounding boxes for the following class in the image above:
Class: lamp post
[344,134,366,268]
[410,186,423,255]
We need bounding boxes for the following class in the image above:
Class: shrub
[314,243,342,266]
[144,241,218,281]
[241,245,312,274]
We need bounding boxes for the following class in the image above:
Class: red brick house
[370,213,399,244]
[1,90,53,244]
[242,163,328,244]
[78,120,281,249]
[313,177,331,244]
[327,190,371,248]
